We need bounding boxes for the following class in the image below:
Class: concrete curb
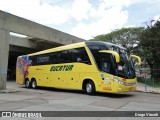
[0,89,19,93]
[136,90,160,94]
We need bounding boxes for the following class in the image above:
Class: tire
[25,79,31,88]
[85,81,95,95]
[31,80,37,89]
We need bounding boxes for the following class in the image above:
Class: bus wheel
[31,80,37,89]
[25,79,30,88]
[85,81,95,95]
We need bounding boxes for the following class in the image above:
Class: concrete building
[0,10,85,90]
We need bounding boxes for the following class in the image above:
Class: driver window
[100,54,111,73]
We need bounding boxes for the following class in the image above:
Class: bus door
[99,53,114,92]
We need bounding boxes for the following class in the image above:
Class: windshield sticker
[100,74,104,78]
[105,78,110,82]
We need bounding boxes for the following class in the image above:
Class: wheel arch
[30,77,36,82]
[24,77,29,84]
[30,77,37,88]
[82,78,96,91]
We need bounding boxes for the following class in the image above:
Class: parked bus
[16,41,141,94]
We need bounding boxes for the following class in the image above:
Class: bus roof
[27,42,86,56]
[85,41,126,50]
[19,41,127,57]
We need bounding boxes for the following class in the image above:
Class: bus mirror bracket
[130,55,141,65]
[99,50,120,63]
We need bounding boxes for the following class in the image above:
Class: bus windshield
[110,46,136,79]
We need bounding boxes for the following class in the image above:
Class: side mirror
[99,50,120,63]
[130,55,141,65]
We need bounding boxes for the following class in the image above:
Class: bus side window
[72,48,91,64]
[70,49,78,62]
[58,50,72,63]
[29,56,37,66]
[37,56,50,64]
[100,54,111,73]
[76,57,82,62]
[51,52,58,64]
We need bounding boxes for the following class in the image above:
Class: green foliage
[139,21,160,68]
[90,20,160,79]
[90,27,144,53]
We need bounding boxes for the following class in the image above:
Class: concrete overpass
[0,10,85,90]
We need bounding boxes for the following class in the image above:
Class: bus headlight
[119,88,122,91]
[114,78,136,86]
[118,81,125,85]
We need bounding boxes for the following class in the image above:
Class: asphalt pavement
[0,81,160,120]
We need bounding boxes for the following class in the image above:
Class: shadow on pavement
[20,85,134,98]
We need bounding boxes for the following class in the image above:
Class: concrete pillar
[0,29,9,90]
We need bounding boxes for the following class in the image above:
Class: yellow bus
[16,41,141,94]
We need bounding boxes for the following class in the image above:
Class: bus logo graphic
[2,112,11,117]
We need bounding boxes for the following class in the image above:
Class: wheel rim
[32,81,36,88]
[26,81,30,88]
[86,83,92,93]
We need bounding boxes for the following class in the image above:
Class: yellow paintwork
[16,42,137,94]
[99,50,120,63]
[130,55,142,65]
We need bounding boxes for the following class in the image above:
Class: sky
[0,0,160,40]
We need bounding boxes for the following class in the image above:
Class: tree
[139,20,160,69]
[90,27,144,53]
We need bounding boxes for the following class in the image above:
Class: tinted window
[72,48,91,64]
[29,47,91,65]
[100,54,112,73]
[87,45,115,74]
[37,55,50,64]
[58,50,72,63]
[29,53,57,66]
[29,56,37,66]
[51,53,58,64]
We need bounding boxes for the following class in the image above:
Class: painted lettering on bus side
[50,65,74,71]
[103,87,112,91]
